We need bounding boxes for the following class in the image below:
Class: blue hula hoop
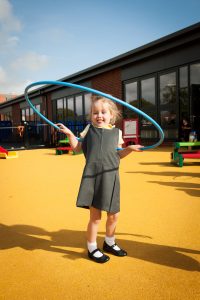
[24,80,164,150]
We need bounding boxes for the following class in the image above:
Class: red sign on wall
[122,118,140,146]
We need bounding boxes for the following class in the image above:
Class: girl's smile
[91,100,113,127]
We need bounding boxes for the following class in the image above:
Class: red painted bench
[182,152,200,159]
[56,147,73,155]
[0,146,8,155]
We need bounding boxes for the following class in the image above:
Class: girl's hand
[56,123,81,151]
[127,144,144,152]
[56,123,72,136]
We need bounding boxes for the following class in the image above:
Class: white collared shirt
[80,124,124,145]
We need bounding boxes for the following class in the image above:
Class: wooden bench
[171,141,200,167]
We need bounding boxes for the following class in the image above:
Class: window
[160,72,176,105]
[75,95,83,120]
[35,104,41,122]
[29,108,34,121]
[84,93,92,117]
[160,110,176,126]
[190,63,200,131]
[63,98,67,121]
[125,81,138,107]
[190,63,200,85]
[141,77,156,128]
[21,109,26,121]
[124,81,138,118]
[57,99,63,121]
[124,77,156,128]
[179,66,189,119]
[141,77,155,108]
[179,66,188,106]
[7,112,12,121]
[67,97,74,119]
[21,105,41,122]
[141,111,157,127]
[25,108,30,121]
[0,112,12,121]
[163,129,178,139]
[141,130,158,138]
[159,72,177,134]
[54,93,92,123]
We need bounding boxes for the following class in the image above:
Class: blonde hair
[89,95,121,125]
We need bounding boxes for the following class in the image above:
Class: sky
[0,0,200,95]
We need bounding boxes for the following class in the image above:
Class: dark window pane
[35,104,41,122]
[141,77,155,108]
[125,81,138,118]
[125,81,138,107]
[75,95,83,119]
[141,111,157,127]
[84,93,92,117]
[67,97,74,119]
[26,108,30,121]
[160,73,176,104]
[57,99,63,121]
[21,109,26,121]
[161,110,176,126]
[63,98,67,121]
[190,63,200,85]
[179,66,189,118]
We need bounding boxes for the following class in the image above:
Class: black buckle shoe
[103,241,127,257]
[88,248,110,263]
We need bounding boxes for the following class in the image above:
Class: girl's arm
[56,123,82,153]
[117,144,144,159]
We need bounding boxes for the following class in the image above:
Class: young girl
[57,96,143,263]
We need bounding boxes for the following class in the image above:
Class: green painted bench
[171,141,200,167]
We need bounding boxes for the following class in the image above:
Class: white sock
[87,241,103,258]
[105,236,120,251]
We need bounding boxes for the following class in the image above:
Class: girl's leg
[104,212,127,256]
[87,206,102,243]
[87,207,103,258]
[87,207,110,263]
[105,212,119,237]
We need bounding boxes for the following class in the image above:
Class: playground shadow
[0,223,199,271]
[140,162,200,167]
[126,171,200,197]
[148,181,200,198]
[126,171,200,179]
[139,162,175,167]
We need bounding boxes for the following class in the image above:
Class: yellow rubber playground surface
[1,148,200,300]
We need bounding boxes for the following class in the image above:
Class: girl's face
[91,100,113,127]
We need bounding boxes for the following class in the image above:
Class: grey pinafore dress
[76,125,120,213]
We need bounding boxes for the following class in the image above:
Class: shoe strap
[110,243,122,250]
[90,248,103,256]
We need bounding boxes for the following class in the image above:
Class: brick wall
[12,103,21,126]
[91,68,123,128]
[91,68,122,99]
